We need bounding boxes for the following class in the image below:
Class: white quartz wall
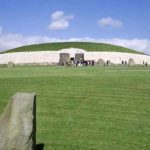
[0,51,60,64]
[84,52,150,64]
[0,50,150,65]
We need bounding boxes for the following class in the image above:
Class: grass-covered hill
[3,42,143,54]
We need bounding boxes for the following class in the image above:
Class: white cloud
[49,20,69,30]
[98,17,123,28]
[48,11,74,30]
[0,26,2,34]
[51,11,64,20]
[0,33,54,51]
[93,38,150,54]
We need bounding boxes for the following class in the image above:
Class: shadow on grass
[36,143,44,150]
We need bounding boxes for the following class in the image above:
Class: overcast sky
[0,0,150,53]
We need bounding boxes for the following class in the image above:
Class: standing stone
[128,58,135,66]
[97,59,105,66]
[0,93,36,150]
[59,53,70,66]
[7,61,14,68]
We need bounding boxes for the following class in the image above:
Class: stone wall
[0,49,150,65]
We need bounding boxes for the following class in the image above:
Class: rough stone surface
[128,58,135,66]
[59,53,70,66]
[0,93,36,150]
[97,59,105,66]
[75,53,84,62]
[7,61,14,68]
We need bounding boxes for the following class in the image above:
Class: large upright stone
[128,58,135,66]
[0,93,36,150]
[97,59,105,66]
[7,61,14,68]
[59,53,70,66]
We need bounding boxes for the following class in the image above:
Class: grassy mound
[2,42,143,54]
[0,66,150,149]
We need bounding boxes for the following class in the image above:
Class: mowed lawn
[0,66,150,150]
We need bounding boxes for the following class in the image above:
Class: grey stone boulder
[128,58,135,66]
[0,93,36,150]
[7,61,14,68]
[97,59,105,66]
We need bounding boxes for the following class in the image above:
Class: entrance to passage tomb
[75,53,84,62]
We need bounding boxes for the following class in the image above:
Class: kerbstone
[0,93,36,150]
[97,59,105,66]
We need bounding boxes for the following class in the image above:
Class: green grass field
[0,66,150,149]
[2,42,143,54]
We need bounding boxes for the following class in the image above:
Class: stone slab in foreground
[0,93,36,150]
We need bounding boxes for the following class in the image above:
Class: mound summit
[2,42,143,54]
